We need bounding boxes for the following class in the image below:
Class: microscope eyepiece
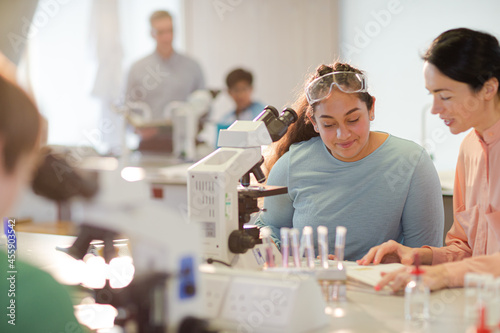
[253,105,279,126]
[279,107,298,127]
[254,106,298,142]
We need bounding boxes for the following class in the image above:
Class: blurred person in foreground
[0,74,87,332]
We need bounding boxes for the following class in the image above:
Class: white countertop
[13,232,477,333]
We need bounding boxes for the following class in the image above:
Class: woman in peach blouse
[359,27,500,292]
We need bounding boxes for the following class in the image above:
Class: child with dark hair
[215,68,266,143]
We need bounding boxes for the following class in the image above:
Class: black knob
[228,230,256,254]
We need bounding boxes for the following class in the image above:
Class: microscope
[188,106,297,269]
[169,89,217,161]
[117,89,216,158]
[64,169,210,333]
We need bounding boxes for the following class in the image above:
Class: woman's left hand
[375,264,450,292]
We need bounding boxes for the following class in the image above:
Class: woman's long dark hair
[265,62,374,172]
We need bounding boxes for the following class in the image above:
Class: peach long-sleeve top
[426,118,500,287]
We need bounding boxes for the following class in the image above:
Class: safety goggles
[305,71,368,105]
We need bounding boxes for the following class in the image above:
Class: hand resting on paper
[374,264,449,292]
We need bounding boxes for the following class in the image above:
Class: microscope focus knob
[228,230,256,254]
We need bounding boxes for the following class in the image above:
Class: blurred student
[214,68,265,145]
[218,68,265,124]
[0,74,86,332]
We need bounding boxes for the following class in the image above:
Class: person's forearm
[417,247,433,265]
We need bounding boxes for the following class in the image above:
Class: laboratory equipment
[168,89,217,161]
[67,168,208,332]
[317,225,347,302]
[280,227,290,268]
[188,105,297,269]
[475,304,492,333]
[334,226,346,262]
[489,277,500,326]
[116,89,216,158]
[464,272,497,327]
[261,227,275,268]
[404,253,430,322]
[317,226,329,269]
[201,265,329,333]
[303,226,315,269]
[290,228,301,268]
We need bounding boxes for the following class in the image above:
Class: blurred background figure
[124,10,205,152]
[214,68,265,145]
[0,74,87,333]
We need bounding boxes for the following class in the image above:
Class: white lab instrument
[68,168,206,332]
[317,225,329,269]
[261,227,275,268]
[331,226,347,301]
[280,227,290,268]
[188,106,297,270]
[201,265,329,333]
[270,226,348,303]
[303,226,315,269]
[290,228,301,268]
[334,226,347,262]
[464,272,495,324]
[116,89,215,160]
[167,89,214,161]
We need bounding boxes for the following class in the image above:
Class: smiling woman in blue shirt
[256,62,444,260]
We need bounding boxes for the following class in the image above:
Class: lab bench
[11,231,475,333]
[321,287,468,333]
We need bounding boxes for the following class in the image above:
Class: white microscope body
[188,106,297,269]
[168,89,214,161]
[187,107,330,332]
[70,168,206,332]
[116,89,214,159]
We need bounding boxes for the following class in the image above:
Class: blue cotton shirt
[255,134,444,260]
[215,101,266,146]
[219,101,266,124]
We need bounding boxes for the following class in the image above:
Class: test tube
[489,277,500,326]
[280,228,290,268]
[317,226,329,269]
[464,273,494,322]
[261,227,275,268]
[334,226,346,262]
[333,226,347,301]
[290,228,301,268]
[464,273,483,321]
[303,226,315,269]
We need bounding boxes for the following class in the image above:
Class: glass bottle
[404,253,430,322]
